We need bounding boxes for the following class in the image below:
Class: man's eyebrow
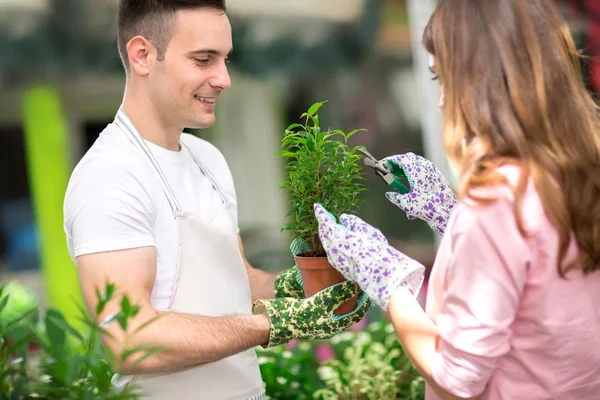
[187,48,234,57]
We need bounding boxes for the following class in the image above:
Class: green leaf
[121,343,163,362]
[346,128,366,140]
[53,358,70,384]
[306,135,314,152]
[133,314,163,335]
[95,287,104,316]
[307,100,327,117]
[285,123,304,131]
[0,293,9,314]
[45,309,67,351]
[6,333,33,354]
[278,151,298,159]
[116,313,128,331]
[50,313,85,344]
[5,307,37,330]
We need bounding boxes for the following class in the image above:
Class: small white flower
[298,342,312,351]
[11,357,24,365]
[291,365,301,375]
[317,366,338,381]
[292,381,300,389]
[276,377,287,385]
[282,351,293,359]
[354,332,372,347]
[368,321,382,332]
[331,331,353,344]
[385,323,396,333]
[257,356,275,365]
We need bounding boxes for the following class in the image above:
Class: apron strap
[114,107,229,214]
[115,108,182,214]
[181,142,228,205]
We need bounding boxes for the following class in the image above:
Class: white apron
[115,109,266,400]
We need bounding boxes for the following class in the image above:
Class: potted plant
[278,100,367,314]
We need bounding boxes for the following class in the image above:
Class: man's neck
[121,86,182,152]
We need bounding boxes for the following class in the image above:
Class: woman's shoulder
[457,164,547,237]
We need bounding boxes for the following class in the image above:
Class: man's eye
[195,59,210,65]
[431,74,439,81]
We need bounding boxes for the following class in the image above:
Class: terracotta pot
[296,255,358,315]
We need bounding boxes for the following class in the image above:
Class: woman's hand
[384,153,458,236]
[313,203,425,311]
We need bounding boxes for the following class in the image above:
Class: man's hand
[253,280,369,348]
[274,266,304,299]
[274,238,312,299]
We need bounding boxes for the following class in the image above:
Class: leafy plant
[315,321,424,400]
[0,281,164,399]
[256,318,425,400]
[278,100,367,256]
[257,341,324,400]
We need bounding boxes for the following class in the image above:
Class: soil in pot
[296,254,359,315]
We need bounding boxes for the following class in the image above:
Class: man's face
[150,8,232,130]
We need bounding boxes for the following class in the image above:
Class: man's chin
[186,115,216,130]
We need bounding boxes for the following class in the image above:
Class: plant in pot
[278,100,367,315]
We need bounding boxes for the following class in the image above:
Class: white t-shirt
[64,122,239,310]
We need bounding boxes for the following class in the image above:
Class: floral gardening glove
[383,152,458,236]
[314,203,425,311]
[254,280,370,348]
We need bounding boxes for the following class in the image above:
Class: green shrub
[0,282,159,399]
[257,319,425,400]
[278,100,367,256]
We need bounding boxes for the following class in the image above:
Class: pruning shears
[357,147,411,194]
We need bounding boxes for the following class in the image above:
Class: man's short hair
[117,0,227,71]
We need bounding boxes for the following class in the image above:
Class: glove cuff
[252,298,293,348]
[374,259,426,311]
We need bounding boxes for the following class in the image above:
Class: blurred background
[0,0,597,319]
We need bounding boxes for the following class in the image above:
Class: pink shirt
[426,165,600,400]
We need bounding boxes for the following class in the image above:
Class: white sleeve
[64,159,156,260]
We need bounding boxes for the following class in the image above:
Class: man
[63,1,370,399]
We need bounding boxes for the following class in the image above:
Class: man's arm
[77,246,270,375]
[237,235,279,302]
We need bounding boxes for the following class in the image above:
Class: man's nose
[210,61,231,90]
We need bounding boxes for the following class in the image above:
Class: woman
[314,0,600,398]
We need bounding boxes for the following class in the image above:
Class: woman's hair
[423,0,600,276]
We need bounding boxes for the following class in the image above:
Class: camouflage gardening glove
[273,239,312,299]
[253,280,370,348]
[274,266,304,299]
[314,203,425,311]
[383,152,458,236]
[274,239,375,315]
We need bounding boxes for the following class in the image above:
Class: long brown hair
[424,0,600,276]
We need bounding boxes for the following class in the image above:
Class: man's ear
[127,35,156,77]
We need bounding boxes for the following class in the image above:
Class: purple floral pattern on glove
[384,153,458,237]
[314,204,425,311]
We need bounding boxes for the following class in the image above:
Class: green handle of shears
[385,160,411,194]
[389,179,410,194]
